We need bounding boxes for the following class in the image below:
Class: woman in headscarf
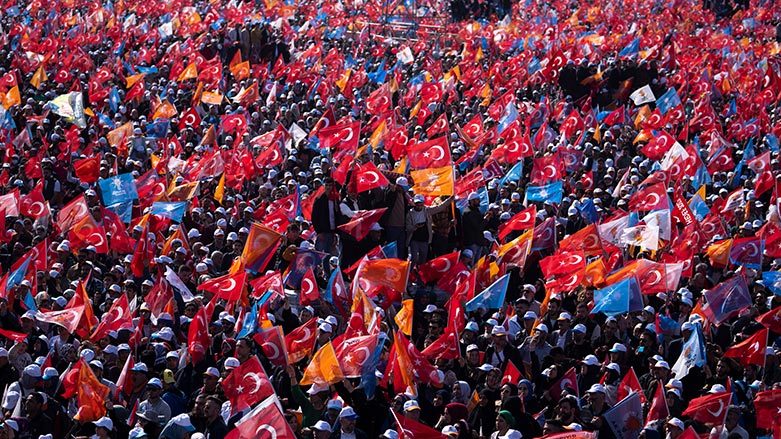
[451,381,471,405]
[517,379,540,414]
[425,389,451,426]
[489,411,516,439]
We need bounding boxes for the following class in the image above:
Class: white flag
[630,85,656,105]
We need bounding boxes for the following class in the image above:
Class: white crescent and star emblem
[361,171,380,185]
[645,269,663,286]
[435,258,452,273]
[28,201,45,217]
[430,145,445,162]
[745,243,760,258]
[706,399,725,418]
[89,232,106,249]
[244,372,264,394]
[262,342,281,360]
[222,278,238,292]
[302,278,315,295]
[256,425,278,439]
[644,193,661,208]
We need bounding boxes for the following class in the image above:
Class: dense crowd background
[0,0,781,438]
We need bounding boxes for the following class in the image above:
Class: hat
[131,363,149,373]
[24,364,42,378]
[204,367,220,378]
[423,304,437,313]
[163,369,176,384]
[225,357,240,369]
[172,414,196,432]
[573,324,587,334]
[666,418,685,431]
[609,343,627,353]
[404,400,421,411]
[606,363,621,374]
[465,321,479,332]
[4,420,18,432]
[94,417,114,430]
[709,384,727,393]
[523,284,536,294]
[654,360,670,370]
[137,409,165,424]
[491,326,508,336]
[582,355,600,366]
[534,324,549,333]
[318,322,333,333]
[43,367,59,380]
[665,379,682,390]
[339,406,359,419]
[129,427,149,438]
[313,421,332,432]
[478,364,495,372]
[0,348,7,358]
[413,194,425,204]
[307,382,330,395]
[383,429,400,439]
[147,378,163,388]
[523,311,537,320]
[442,426,459,437]
[557,312,572,321]
[587,384,606,394]
[89,360,104,370]
[466,344,479,352]
[396,177,409,186]
[2,391,19,410]
[327,399,343,410]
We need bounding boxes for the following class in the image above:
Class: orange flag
[31,65,47,89]
[2,86,20,108]
[201,90,223,105]
[583,259,607,288]
[74,358,110,422]
[300,342,344,385]
[411,165,455,196]
[177,62,198,81]
[152,99,177,120]
[705,239,732,268]
[394,299,414,336]
[356,258,410,292]
[230,61,250,80]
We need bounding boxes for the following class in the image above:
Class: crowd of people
[0,0,781,437]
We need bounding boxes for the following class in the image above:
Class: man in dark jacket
[330,406,368,439]
[462,193,487,260]
[311,178,341,261]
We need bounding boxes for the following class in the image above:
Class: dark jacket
[312,193,340,233]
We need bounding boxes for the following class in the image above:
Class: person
[202,395,229,439]
[92,417,114,439]
[330,406,367,439]
[312,178,342,258]
[406,195,454,265]
[23,392,52,439]
[138,378,173,424]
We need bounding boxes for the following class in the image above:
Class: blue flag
[497,103,519,135]
[577,198,599,224]
[106,200,134,224]
[382,242,398,259]
[99,173,138,206]
[238,301,260,338]
[7,257,31,290]
[360,333,386,399]
[526,180,563,204]
[603,392,643,439]
[465,274,510,311]
[109,86,121,113]
[367,60,387,84]
[146,119,170,139]
[150,202,187,223]
[760,271,781,296]
[591,277,643,316]
[656,88,682,115]
[499,161,523,186]
[618,37,640,58]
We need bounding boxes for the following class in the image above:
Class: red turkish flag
[418,251,460,284]
[299,268,319,306]
[36,305,86,335]
[89,294,131,342]
[74,156,101,184]
[0,327,30,343]
[249,271,285,299]
[407,136,451,169]
[318,120,361,153]
[616,367,646,404]
[754,389,781,429]
[758,306,781,334]
[57,194,90,233]
[497,206,537,241]
[393,410,446,439]
[101,208,134,253]
[366,84,392,114]
[728,236,763,268]
[20,182,49,219]
[681,391,731,425]
[131,225,149,277]
[354,161,389,193]
[641,130,677,160]
[335,334,379,377]
[723,328,768,366]
[198,271,247,302]
[188,307,211,365]
[337,208,388,241]
[540,251,586,278]
[221,113,248,135]
[421,327,460,361]
[645,376,669,426]
[226,396,297,439]
[253,326,289,367]
[285,318,318,364]
[530,155,563,185]
[115,354,134,401]
[69,214,109,254]
[222,356,275,413]
[628,182,668,211]
[549,367,578,400]
[747,151,774,196]
[501,360,522,386]
[178,107,203,130]
[558,224,603,256]
[426,113,450,138]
